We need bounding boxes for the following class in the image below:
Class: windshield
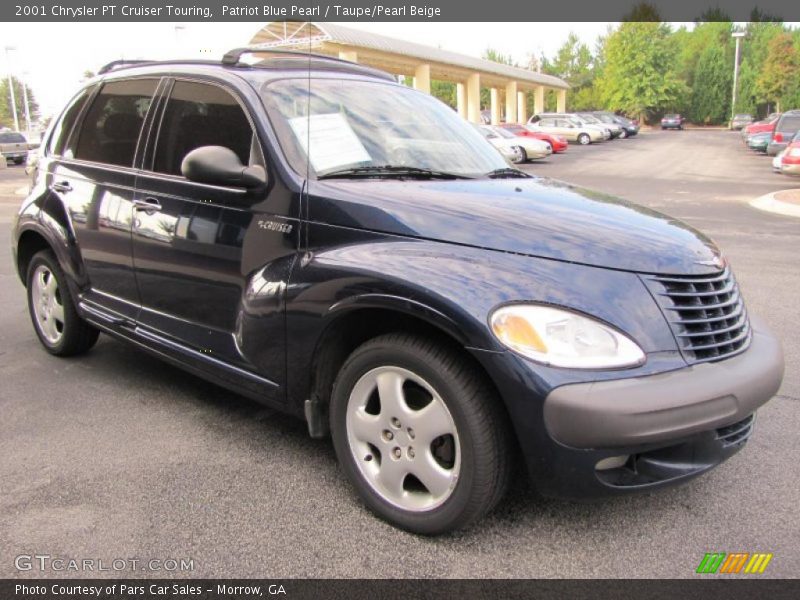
[491,127,516,139]
[261,78,507,178]
[579,114,600,124]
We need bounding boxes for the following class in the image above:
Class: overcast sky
[0,21,616,118]
[1,21,646,119]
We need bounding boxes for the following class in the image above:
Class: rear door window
[73,79,157,167]
[152,80,256,177]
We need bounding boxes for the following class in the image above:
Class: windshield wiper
[485,167,531,179]
[318,165,472,180]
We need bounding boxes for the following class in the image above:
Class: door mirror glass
[181,145,267,189]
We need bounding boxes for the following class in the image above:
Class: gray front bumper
[544,317,784,449]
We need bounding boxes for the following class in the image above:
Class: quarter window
[73,79,157,167]
[153,81,255,177]
[48,86,94,157]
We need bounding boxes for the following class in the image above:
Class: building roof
[250,22,569,90]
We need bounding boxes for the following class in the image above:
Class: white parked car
[527,115,606,145]
[576,113,623,139]
[474,125,525,163]
[488,126,552,161]
[772,150,785,173]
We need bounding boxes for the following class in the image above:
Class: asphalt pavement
[1,130,798,578]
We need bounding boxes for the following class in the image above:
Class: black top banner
[2,0,799,22]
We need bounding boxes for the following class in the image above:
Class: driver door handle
[133,197,162,215]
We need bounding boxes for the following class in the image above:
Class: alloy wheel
[31,265,65,345]
[345,366,461,512]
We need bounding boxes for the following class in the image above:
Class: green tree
[757,32,800,112]
[543,32,596,110]
[0,76,39,130]
[596,22,686,122]
[689,44,732,124]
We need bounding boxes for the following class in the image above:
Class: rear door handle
[50,181,72,193]
[133,197,162,215]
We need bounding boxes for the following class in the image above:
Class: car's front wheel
[26,250,99,356]
[330,333,512,535]
[512,147,526,163]
[577,133,591,145]
[619,129,628,139]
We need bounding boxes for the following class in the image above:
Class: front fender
[284,232,683,408]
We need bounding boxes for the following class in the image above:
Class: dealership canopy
[249,21,569,124]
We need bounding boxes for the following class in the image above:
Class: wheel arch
[16,228,55,285]
[305,298,505,432]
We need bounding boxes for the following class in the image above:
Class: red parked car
[497,123,568,153]
[742,113,780,140]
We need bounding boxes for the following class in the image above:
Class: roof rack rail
[221,46,395,81]
[98,59,152,75]
[222,46,354,67]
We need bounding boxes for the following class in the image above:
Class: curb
[750,190,800,218]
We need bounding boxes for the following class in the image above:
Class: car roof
[93,49,396,87]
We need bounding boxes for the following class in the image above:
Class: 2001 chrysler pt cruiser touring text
[12,49,785,534]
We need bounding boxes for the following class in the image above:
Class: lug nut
[407,447,415,459]
[391,417,401,429]
[393,447,402,459]
[382,430,393,441]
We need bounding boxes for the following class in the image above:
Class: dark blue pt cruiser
[11,50,784,534]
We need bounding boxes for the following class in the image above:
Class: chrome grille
[645,267,751,364]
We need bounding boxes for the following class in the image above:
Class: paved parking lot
[1,130,798,578]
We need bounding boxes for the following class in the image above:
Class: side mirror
[181,146,267,189]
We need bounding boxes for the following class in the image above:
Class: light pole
[21,71,31,136]
[4,46,20,132]
[731,30,746,125]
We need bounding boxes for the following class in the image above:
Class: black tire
[577,133,591,145]
[26,250,99,356]
[329,333,513,535]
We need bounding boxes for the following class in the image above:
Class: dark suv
[767,109,800,156]
[12,50,784,535]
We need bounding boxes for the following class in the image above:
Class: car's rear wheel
[512,147,526,163]
[26,250,99,356]
[330,333,512,535]
[578,133,591,145]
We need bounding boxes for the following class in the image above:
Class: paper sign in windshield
[289,113,371,173]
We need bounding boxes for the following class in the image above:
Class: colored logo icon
[696,552,773,574]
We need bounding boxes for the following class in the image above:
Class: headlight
[489,305,645,369]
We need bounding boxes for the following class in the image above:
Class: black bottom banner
[2,579,800,600]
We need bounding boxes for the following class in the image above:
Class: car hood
[311,176,722,275]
